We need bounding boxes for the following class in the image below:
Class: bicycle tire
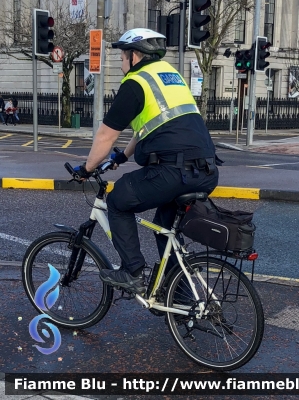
[165,256,264,371]
[22,231,114,329]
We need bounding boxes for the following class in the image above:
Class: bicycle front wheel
[22,231,114,329]
[165,256,264,371]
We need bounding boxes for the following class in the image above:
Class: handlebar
[64,148,122,183]
[64,160,115,183]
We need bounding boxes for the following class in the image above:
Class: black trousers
[106,164,219,274]
[5,113,16,124]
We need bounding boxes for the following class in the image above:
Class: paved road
[1,190,299,400]
[0,190,298,279]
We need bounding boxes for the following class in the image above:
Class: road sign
[89,29,102,74]
[53,63,63,74]
[52,46,64,62]
[236,73,247,79]
[264,78,273,86]
[267,86,273,91]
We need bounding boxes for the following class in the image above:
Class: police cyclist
[76,28,219,294]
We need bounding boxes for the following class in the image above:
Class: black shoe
[99,269,146,294]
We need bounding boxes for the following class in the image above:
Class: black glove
[73,163,92,179]
[110,151,128,165]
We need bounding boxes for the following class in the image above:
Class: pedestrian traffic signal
[33,9,54,57]
[234,46,255,72]
[188,0,211,49]
[235,50,245,71]
[243,47,255,71]
[255,36,271,71]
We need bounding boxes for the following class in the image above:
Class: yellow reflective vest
[121,61,200,141]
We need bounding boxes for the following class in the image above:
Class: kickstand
[113,289,135,305]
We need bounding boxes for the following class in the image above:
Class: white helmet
[112,28,166,59]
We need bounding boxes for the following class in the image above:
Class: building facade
[0,0,298,101]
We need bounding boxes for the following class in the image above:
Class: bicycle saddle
[175,192,208,206]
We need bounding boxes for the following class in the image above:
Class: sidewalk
[1,123,299,201]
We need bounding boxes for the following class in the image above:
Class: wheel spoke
[165,257,264,371]
[23,232,113,329]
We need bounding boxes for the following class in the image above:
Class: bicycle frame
[86,197,218,317]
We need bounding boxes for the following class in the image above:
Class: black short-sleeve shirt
[103,59,215,166]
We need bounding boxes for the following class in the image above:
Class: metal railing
[2,92,299,131]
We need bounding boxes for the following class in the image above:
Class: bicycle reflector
[247,253,258,261]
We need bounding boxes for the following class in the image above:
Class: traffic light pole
[32,13,38,152]
[246,0,261,146]
[229,55,235,134]
[93,0,105,138]
[178,0,187,76]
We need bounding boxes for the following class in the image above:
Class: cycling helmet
[112,28,166,59]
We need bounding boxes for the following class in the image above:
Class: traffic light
[33,9,54,56]
[223,48,232,58]
[188,0,211,49]
[234,46,255,71]
[157,14,180,47]
[255,36,271,71]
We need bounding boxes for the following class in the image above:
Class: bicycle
[22,156,264,371]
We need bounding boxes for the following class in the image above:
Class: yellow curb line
[210,186,260,199]
[2,178,54,190]
[0,179,260,198]
[106,182,260,199]
[247,272,299,285]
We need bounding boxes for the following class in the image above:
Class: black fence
[3,92,299,131]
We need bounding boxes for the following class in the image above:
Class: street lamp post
[229,56,235,134]
[93,0,105,138]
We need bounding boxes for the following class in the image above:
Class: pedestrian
[0,95,5,124]
[74,28,219,294]
[4,98,17,126]
[12,97,19,122]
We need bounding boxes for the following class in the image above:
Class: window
[234,9,246,44]
[13,0,21,43]
[208,67,217,98]
[148,0,161,31]
[75,63,84,96]
[264,0,275,45]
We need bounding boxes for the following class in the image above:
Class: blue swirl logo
[29,264,62,355]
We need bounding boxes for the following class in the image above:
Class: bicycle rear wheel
[22,231,114,329]
[165,256,264,371]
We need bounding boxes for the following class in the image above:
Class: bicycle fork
[58,220,96,287]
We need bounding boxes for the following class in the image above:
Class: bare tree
[192,0,255,121]
[0,1,95,127]
[145,0,255,121]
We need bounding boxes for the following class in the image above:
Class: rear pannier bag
[179,198,256,252]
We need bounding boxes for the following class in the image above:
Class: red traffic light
[244,50,253,59]
[193,0,211,12]
[48,17,54,28]
[260,41,271,50]
[235,50,243,60]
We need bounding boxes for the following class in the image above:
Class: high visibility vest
[121,61,200,141]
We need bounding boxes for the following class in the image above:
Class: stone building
[0,0,298,100]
